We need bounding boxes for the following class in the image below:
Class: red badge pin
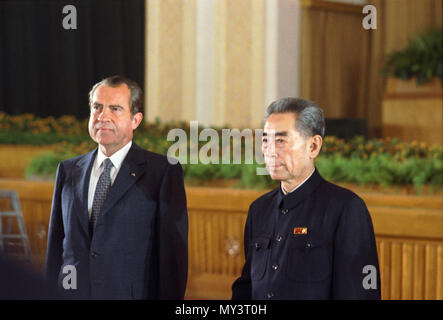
[293,227,308,235]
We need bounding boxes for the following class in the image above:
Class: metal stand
[0,190,31,262]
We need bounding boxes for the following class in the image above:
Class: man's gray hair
[89,75,144,116]
[265,97,325,138]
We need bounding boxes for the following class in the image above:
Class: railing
[0,145,55,178]
[0,179,442,299]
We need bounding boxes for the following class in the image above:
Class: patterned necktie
[90,158,113,233]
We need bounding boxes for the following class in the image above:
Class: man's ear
[309,135,323,159]
[132,112,143,130]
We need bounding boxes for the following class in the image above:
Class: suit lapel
[98,143,146,218]
[71,149,97,238]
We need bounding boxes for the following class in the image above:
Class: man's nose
[97,106,111,121]
[263,141,276,158]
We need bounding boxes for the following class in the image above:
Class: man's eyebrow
[91,103,123,109]
[263,131,288,137]
[92,102,103,107]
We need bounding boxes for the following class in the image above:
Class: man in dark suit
[45,76,188,299]
[232,98,380,300]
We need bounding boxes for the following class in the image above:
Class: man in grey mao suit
[45,76,188,299]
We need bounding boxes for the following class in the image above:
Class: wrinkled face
[88,84,142,154]
[262,113,315,183]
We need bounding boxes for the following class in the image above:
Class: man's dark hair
[89,75,144,116]
[265,97,325,138]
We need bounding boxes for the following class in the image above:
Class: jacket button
[255,243,261,250]
[281,209,289,215]
[305,243,312,249]
[91,251,99,257]
[267,292,274,299]
[276,235,283,242]
[272,264,279,270]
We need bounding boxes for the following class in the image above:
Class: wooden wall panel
[381,78,443,145]
[186,208,248,298]
[381,96,443,145]
[376,238,443,300]
[301,0,442,137]
[0,180,53,271]
[366,0,442,136]
[0,179,442,299]
[300,0,369,120]
[188,210,247,276]
[0,145,54,178]
[382,0,442,54]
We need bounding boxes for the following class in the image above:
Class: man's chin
[94,132,116,143]
[270,174,285,181]
[94,138,117,147]
[266,168,286,181]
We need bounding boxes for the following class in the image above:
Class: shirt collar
[279,167,323,210]
[96,140,132,171]
[280,167,315,195]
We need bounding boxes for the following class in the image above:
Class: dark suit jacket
[45,142,188,299]
[232,168,381,300]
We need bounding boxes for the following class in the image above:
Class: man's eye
[111,106,120,111]
[262,139,268,143]
[277,139,285,143]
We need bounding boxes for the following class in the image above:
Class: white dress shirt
[87,141,132,217]
[281,168,315,195]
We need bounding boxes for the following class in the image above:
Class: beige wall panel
[225,0,253,128]
[250,0,267,129]
[159,0,183,121]
[214,0,254,128]
[213,0,227,127]
[147,0,184,122]
[182,0,197,121]
[146,0,160,121]
[147,0,267,129]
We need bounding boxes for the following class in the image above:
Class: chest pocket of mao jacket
[251,237,271,281]
[285,235,331,282]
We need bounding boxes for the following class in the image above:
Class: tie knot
[103,158,113,171]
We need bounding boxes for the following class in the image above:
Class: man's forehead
[92,84,130,102]
[264,113,297,134]
[91,85,132,112]
[262,130,288,136]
